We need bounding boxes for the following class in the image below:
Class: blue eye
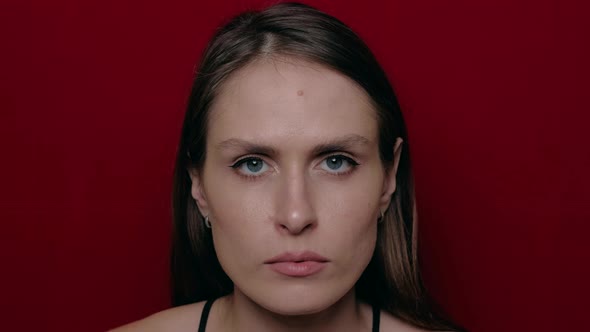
[320,155,358,173]
[326,156,343,170]
[232,157,268,176]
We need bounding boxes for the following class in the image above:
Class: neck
[217,288,372,332]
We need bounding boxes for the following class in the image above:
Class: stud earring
[378,210,384,223]
[204,215,211,228]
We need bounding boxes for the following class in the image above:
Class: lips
[264,251,329,277]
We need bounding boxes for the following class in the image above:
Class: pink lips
[264,251,329,277]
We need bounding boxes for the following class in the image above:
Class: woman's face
[190,58,401,315]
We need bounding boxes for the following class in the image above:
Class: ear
[379,137,404,213]
[188,168,210,217]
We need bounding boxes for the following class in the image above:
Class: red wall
[1,0,588,331]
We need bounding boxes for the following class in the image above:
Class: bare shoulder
[379,310,432,332]
[108,301,206,332]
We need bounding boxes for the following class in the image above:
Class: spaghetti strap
[372,304,380,332]
[198,299,215,332]
[198,298,378,331]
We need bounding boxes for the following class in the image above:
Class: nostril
[276,210,317,235]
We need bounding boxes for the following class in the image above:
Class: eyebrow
[216,138,278,156]
[216,134,371,156]
[311,134,371,155]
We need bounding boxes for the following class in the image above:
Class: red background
[1,0,588,331]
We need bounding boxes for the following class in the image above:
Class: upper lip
[264,251,330,264]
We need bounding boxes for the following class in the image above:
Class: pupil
[327,157,342,170]
[247,159,263,172]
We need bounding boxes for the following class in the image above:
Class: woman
[113,2,463,331]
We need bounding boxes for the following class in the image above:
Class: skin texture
[110,58,416,331]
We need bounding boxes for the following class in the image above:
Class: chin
[244,281,352,316]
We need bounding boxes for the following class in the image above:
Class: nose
[273,171,317,235]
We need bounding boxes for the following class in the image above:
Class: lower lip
[267,261,327,277]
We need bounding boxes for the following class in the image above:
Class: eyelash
[321,155,359,176]
[229,154,360,179]
[230,156,269,180]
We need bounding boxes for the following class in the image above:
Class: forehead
[207,58,378,147]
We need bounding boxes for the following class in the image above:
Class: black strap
[198,299,215,332]
[372,304,380,332]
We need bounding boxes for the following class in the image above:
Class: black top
[197,299,380,332]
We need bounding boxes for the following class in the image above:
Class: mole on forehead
[297,90,304,96]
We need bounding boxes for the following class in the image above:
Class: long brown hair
[171,2,463,330]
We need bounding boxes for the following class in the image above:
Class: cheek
[317,181,381,263]
[317,163,384,224]
[203,159,272,224]
[312,166,384,268]
[202,168,274,273]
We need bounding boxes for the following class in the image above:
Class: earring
[378,210,384,223]
[204,215,211,228]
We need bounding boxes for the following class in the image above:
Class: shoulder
[379,310,432,332]
[108,301,206,332]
